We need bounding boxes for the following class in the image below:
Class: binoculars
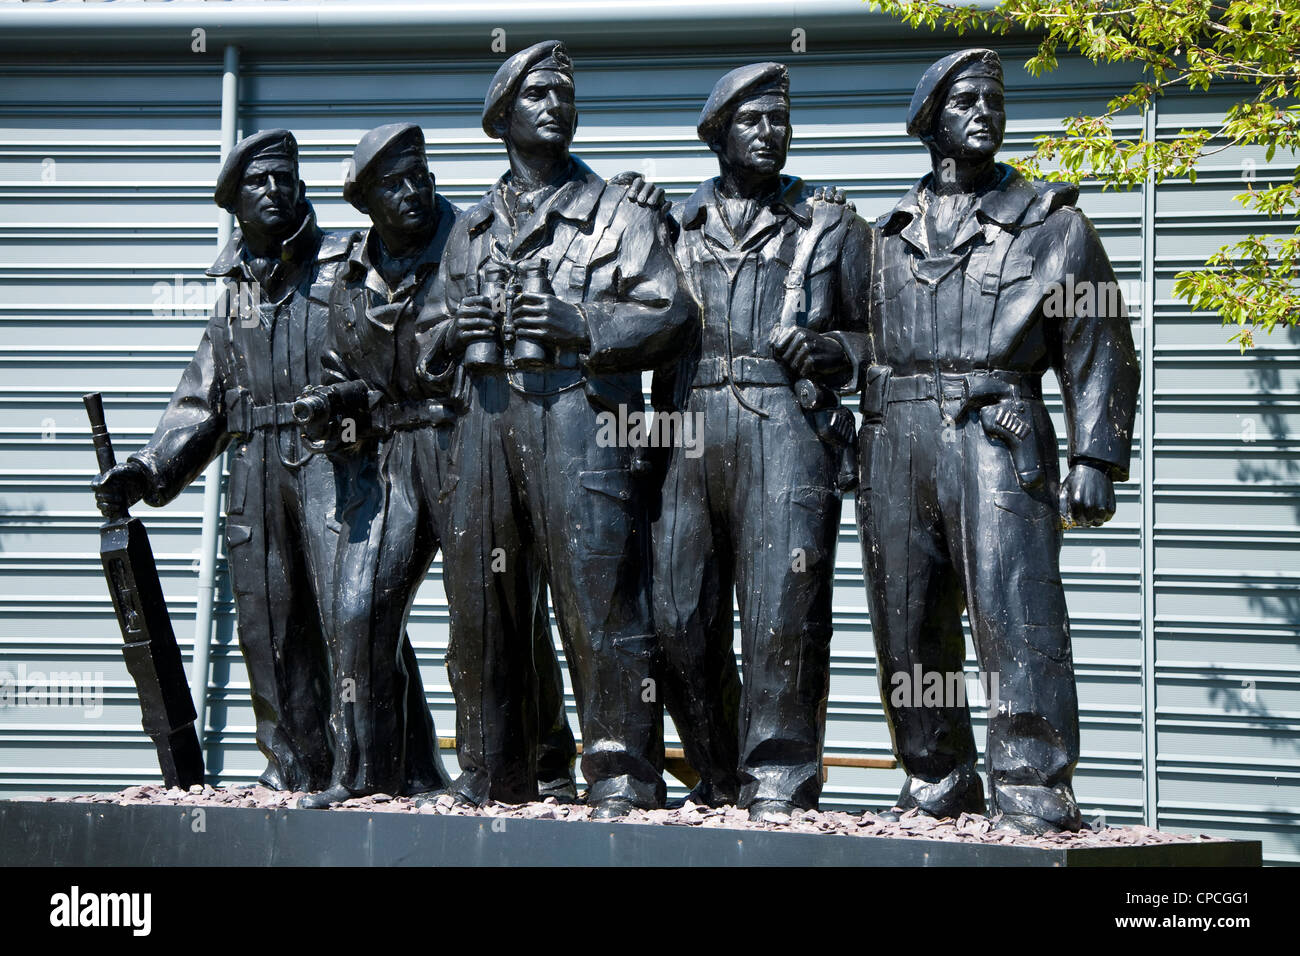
[463,258,553,372]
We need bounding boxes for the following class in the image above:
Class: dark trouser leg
[327,433,446,797]
[440,378,540,804]
[399,426,457,796]
[518,388,664,809]
[858,406,983,816]
[531,588,578,792]
[947,409,1081,830]
[225,444,331,792]
[651,409,740,805]
[731,392,840,810]
[399,636,446,795]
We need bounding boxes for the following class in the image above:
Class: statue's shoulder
[459,192,495,237]
[1024,177,1082,228]
[318,228,360,262]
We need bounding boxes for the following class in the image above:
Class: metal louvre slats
[0,41,1294,863]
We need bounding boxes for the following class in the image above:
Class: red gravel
[39,785,1223,850]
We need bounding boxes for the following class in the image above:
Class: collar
[207,202,322,279]
[680,174,809,232]
[882,163,1035,253]
[464,156,605,245]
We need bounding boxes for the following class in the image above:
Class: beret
[906,48,1003,138]
[214,129,298,213]
[482,40,574,139]
[697,62,789,145]
[343,123,425,209]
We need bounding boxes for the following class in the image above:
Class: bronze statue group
[92,42,1137,834]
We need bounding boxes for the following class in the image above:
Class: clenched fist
[91,459,148,519]
[1060,461,1115,528]
[511,292,589,351]
[770,326,849,380]
[447,294,498,356]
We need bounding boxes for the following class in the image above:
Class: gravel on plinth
[39,786,1222,850]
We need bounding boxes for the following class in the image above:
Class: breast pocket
[996,253,1035,292]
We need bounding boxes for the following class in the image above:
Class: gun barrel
[292,392,330,426]
[83,392,118,474]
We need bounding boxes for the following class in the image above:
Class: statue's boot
[748,799,797,824]
[878,765,986,822]
[668,777,739,810]
[257,765,285,791]
[989,779,1081,834]
[537,775,579,804]
[297,785,361,810]
[590,797,634,820]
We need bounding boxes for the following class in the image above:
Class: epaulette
[463,195,496,235]
[318,229,360,261]
[1023,180,1080,227]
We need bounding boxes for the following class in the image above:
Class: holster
[797,377,858,493]
[978,394,1045,491]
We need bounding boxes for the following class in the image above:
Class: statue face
[719,91,790,175]
[931,75,1005,160]
[362,149,434,238]
[236,156,301,237]
[505,69,577,154]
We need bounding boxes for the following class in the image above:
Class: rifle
[83,392,205,789]
[775,195,858,492]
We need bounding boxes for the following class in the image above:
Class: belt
[231,399,313,468]
[691,355,791,388]
[885,370,1041,404]
[247,401,298,431]
[862,368,1042,424]
[372,398,454,432]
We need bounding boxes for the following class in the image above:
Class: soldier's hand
[1061,461,1115,528]
[448,295,498,356]
[771,326,849,380]
[511,292,589,350]
[811,185,855,212]
[613,172,668,211]
[91,459,148,518]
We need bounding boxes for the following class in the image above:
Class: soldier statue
[845,50,1139,834]
[294,123,578,807]
[91,130,357,793]
[417,40,689,817]
[650,63,870,822]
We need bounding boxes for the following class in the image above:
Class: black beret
[482,40,574,139]
[906,48,1003,139]
[697,62,789,145]
[343,123,425,209]
[214,129,298,213]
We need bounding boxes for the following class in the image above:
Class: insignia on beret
[481,40,575,140]
[697,62,789,145]
[214,129,298,213]
[343,123,426,209]
[906,49,1003,139]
